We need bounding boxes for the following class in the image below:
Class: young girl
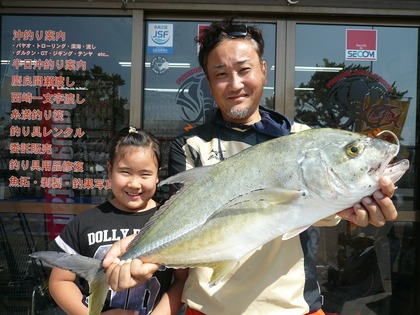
[48,127,186,315]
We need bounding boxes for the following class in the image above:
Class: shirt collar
[213,107,292,137]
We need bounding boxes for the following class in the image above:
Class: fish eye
[346,143,362,157]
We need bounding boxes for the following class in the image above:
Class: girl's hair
[108,127,161,169]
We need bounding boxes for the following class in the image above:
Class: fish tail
[30,251,108,315]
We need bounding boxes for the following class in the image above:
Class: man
[103,17,397,315]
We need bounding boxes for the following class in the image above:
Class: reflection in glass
[295,23,418,315]
[294,25,417,211]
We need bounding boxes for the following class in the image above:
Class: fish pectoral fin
[282,225,311,240]
[229,187,303,208]
[210,188,304,219]
[88,271,109,315]
[206,260,238,286]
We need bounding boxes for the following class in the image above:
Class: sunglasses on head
[202,24,250,49]
[227,24,249,37]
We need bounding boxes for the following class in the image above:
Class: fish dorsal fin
[282,226,311,240]
[158,165,213,187]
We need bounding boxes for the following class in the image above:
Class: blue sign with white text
[147,23,174,55]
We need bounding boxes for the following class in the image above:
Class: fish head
[300,128,409,208]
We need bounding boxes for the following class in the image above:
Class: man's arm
[168,137,189,176]
[151,269,188,315]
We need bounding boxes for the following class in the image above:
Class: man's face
[206,38,267,124]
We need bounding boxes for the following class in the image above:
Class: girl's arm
[49,266,140,315]
[151,268,189,315]
[49,266,88,315]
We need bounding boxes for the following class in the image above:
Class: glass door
[294,23,418,314]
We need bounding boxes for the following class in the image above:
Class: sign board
[346,29,377,61]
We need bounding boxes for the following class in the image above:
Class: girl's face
[107,146,159,212]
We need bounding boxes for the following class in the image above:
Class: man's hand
[103,234,160,291]
[338,176,397,227]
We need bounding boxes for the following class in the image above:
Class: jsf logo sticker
[148,23,174,54]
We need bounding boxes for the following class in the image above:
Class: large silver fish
[31,128,409,315]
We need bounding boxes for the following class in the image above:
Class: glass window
[294,23,418,314]
[0,16,132,205]
[0,16,132,314]
[294,24,417,211]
